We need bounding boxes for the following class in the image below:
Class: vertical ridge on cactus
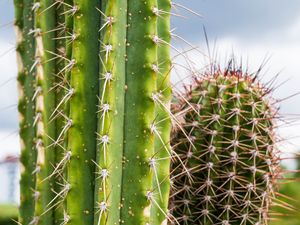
[119,1,158,224]
[170,65,281,225]
[33,1,58,224]
[94,1,127,224]
[53,4,67,225]
[65,0,101,224]
[15,0,37,224]
[151,0,172,224]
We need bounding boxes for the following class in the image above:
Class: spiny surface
[170,69,281,225]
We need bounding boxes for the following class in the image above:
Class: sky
[1,0,300,202]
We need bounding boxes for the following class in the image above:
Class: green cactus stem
[170,66,281,225]
[14,0,37,224]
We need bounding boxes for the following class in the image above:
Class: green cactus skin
[118,1,157,224]
[15,0,173,224]
[65,0,101,224]
[94,1,127,224]
[14,0,37,224]
[170,68,280,225]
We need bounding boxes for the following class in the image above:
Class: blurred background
[1,0,300,224]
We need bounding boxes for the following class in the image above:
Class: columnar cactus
[14,1,173,225]
[170,66,281,225]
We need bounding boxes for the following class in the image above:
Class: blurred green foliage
[270,162,300,225]
[0,204,18,225]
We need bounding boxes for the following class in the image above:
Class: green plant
[269,178,300,225]
[270,158,300,225]
[14,1,173,225]
[14,1,286,224]
[170,66,281,225]
[0,205,18,225]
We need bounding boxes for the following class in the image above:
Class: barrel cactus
[169,65,281,225]
[14,0,173,225]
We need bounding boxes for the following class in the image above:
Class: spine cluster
[170,68,281,225]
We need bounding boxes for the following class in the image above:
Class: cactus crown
[170,64,281,225]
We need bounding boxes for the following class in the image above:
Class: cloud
[172,34,300,155]
[0,40,19,130]
[0,0,15,41]
[172,0,300,42]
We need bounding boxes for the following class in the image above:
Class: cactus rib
[94,1,127,224]
[119,1,158,224]
[15,0,37,224]
[33,0,57,224]
[65,0,101,224]
[151,0,172,224]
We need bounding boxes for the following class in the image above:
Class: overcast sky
[1,0,300,160]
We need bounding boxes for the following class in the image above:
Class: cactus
[169,65,281,225]
[14,1,284,225]
[14,0,173,225]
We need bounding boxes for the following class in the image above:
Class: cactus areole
[15,0,172,225]
[170,68,280,225]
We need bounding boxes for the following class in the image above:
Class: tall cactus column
[14,0,37,224]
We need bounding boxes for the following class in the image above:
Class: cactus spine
[170,67,280,225]
[15,0,173,225]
